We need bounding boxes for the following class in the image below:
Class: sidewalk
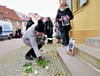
[0,39,67,76]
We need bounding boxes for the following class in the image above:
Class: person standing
[0,25,2,40]
[15,27,18,38]
[39,17,44,27]
[54,21,61,43]
[18,28,22,38]
[26,17,34,30]
[22,19,45,60]
[56,2,74,46]
[44,17,53,44]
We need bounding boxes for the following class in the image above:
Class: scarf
[59,6,69,11]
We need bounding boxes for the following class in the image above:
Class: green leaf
[24,67,32,73]
[23,63,29,67]
[23,62,32,67]
[36,59,50,69]
[43,65,46,68]
[47,60,50,63]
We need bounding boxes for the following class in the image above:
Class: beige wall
[71,0,100,43]
[22,21,27,31]
[10,19,22,30]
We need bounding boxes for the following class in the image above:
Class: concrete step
[75,44,100,70]
[86,37,100,48]
[56,47,100,76]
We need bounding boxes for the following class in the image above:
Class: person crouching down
[22,20,45,60]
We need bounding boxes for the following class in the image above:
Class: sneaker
[25,56,33,60]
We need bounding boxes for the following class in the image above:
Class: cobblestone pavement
[0,39,67,76]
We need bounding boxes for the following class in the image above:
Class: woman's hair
[60,2,67,8]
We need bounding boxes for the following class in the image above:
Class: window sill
[73,7,84,15]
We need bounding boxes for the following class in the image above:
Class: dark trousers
[25,44,42,58]
[47,33,53,43]
[65,29,70,44]
[61,29,70,46]
[0,32,3,40]
[18,31,22,38]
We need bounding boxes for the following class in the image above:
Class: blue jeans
[61,31,67,46]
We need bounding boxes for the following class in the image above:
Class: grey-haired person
[22,19,45,60]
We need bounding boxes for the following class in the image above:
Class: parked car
[0,21,13,40]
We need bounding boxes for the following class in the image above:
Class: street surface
[0,38,25,58]
[0,39,67,76]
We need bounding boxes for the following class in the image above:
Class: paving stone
[0,41,67,76]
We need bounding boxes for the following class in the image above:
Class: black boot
[50,40,53,43]
[31,48,37,58]
[25,55,33,60]
[25,48,34,60]
[48,40,53,44]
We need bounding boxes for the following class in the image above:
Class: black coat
[26,20,34,30]
[44,20,53,34]
[56,7,74,32]
[0,26,2,33]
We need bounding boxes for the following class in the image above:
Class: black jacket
[0,26,2,33]
[56,7,74,32]
[44,20,53,34]
[26,20,34,30]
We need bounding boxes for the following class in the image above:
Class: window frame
[66,0,73,11]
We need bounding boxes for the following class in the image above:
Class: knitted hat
[35,20,44,32]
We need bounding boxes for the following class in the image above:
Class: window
[6,19,10,22]
[80,0,88,7]
[77,0,88,10]
[17,21,19,26]
[70,0,88,12]
[66,0,72,11]
[77,0,80,9]
[6,11,8,14]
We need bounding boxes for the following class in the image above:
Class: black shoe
[32,54,37,58]
[25,56,33,60]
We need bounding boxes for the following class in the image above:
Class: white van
[0,21,13,40]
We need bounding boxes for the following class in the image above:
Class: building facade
[0,5,22,31]
[59,0,100,43]
[0,11,5,21]
[28,13,41,24]
[28,13,47,24]
[15,11,28,32]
